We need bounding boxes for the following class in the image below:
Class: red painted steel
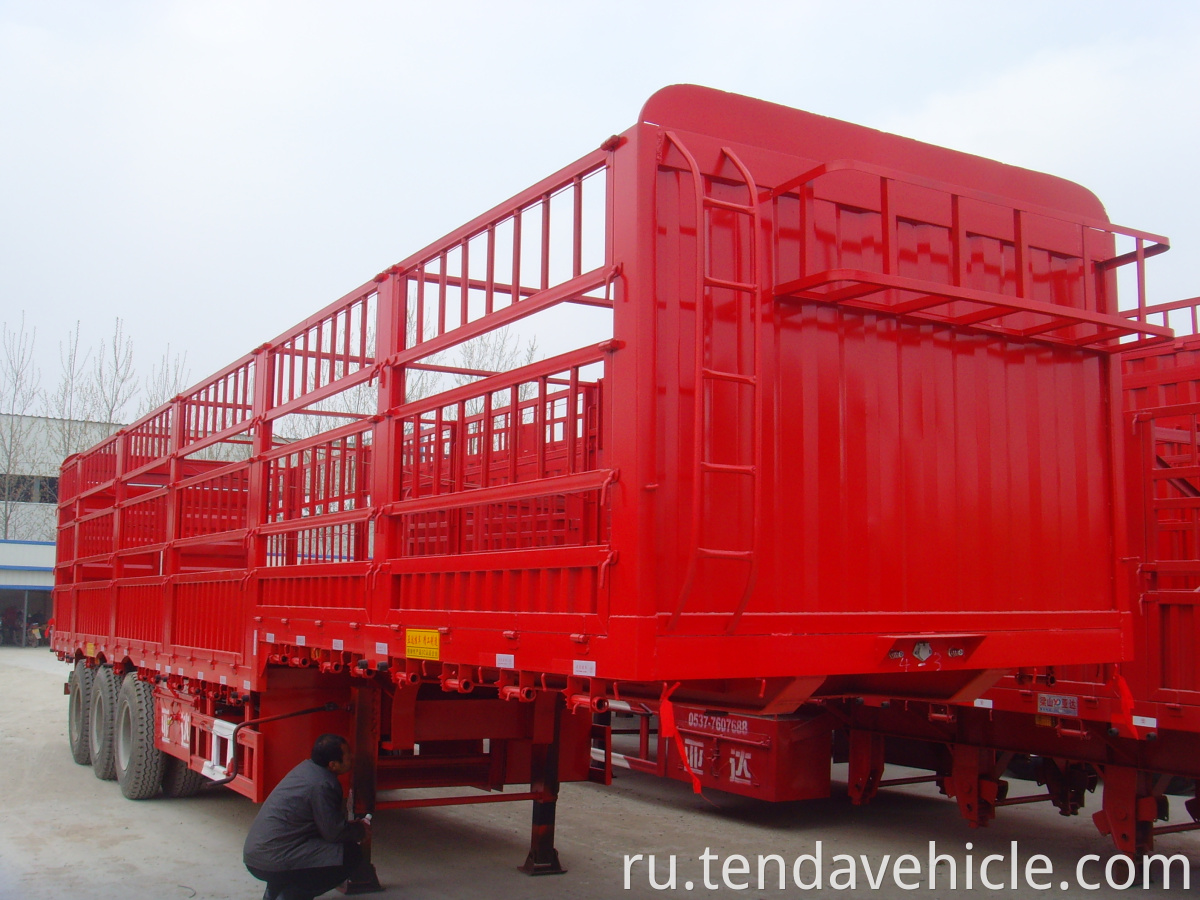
[603,701,834,803]
[52,87,1167,811]
[817,297,1200,856]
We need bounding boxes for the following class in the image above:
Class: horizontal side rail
[386,342,607,421]
[777,268,1173,347]
[381,468,615,516]
[767,157,1170,349]
[386,544,610,574]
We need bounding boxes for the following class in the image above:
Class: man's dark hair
[311,734,349,767]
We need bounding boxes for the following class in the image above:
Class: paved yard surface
[1,645,1196,899]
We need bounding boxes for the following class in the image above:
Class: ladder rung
[702,368,756,386]
[700,461,755,475]
[704,197,755,215]
[704,275,757,293]
[697,547,753,560]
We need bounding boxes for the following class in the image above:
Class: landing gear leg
[940,744,1007,828]
[846,729,885,806]
[1092,765,1164,857]
[520,694,566,875]
[343,684,383,894]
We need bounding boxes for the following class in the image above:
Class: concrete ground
[1,645,1197,899]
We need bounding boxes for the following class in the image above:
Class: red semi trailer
[52,86,1168,873]
[603,303,1200,860]
[825,300,1200,859]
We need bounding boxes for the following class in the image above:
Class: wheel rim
[69,684,82,745]
[117,699,133,773]
[89,692,102,755]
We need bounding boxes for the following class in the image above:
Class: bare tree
[274,312,453,444]
[455,326,537,380]
[454,326,538,414]
[400,307,445,404]
[404,363,443,404]
[138,344,191,417]
[42,321,107,461]
[0,314,42,539]
[91,318,138,425]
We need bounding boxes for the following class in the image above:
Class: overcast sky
[2,0,1198,416]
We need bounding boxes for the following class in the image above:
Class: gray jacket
[243,759,364,871]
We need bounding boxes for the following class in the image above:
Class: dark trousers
[247,842,362,900]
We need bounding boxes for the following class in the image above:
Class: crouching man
[244,734,370,900]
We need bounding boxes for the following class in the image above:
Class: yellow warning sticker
[406,629,440,661]
[85,642,96,658]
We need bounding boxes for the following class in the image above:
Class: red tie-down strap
[659,682,702,794]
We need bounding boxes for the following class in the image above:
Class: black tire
[115,674,165,799]
[89,665,119,780]
[161,755,206,798]
[68,661,94,765]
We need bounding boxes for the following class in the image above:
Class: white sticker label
[375,642,389,655]
[243,680,251,691]
[1133,716,1158,728]
[973,698,994,709]
[333,639,344,651]
[165,666,172,675]
[496,654,515,669]
[572,659,596,677]
[296,635,306,646]
[197,672,204,681]
[265,633,275,644]
[220,676,227,685]
[155,663,161,671]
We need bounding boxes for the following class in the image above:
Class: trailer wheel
[115,674,165,799]
[161,755,206,798]
[89,665,119,780]
[67,661,93,765]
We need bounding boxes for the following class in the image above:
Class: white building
[0,414,118,643]
[1,413,118,541]
[0,538,54,645]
